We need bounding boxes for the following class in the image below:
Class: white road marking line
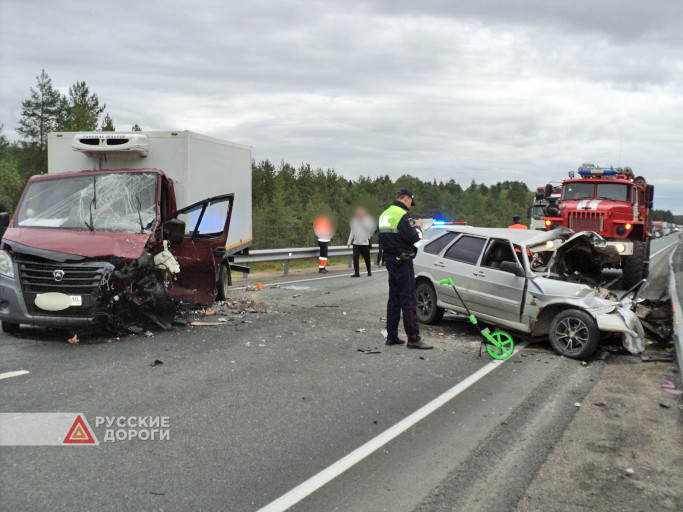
[650,240,680,259]
[257,342,527,512]
[0,370,29,380]
[232,269,387,291]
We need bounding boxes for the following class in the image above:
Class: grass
[248,256,351,273]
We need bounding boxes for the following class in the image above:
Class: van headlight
[0,250,15,279]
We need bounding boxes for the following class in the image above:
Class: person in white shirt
[347,207,376,277]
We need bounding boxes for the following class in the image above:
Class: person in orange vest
[314,214,335,273]
[508,215,528,230]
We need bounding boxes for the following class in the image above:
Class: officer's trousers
[385,256,421,342]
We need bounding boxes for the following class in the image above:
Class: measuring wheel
[485,331,515,360]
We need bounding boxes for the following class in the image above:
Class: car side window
[482,239,516,269]
[423,232,459,255]
[443,235,487,265]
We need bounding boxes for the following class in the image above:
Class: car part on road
[439,278,514,360]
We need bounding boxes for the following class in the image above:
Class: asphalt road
[0,235,679,512]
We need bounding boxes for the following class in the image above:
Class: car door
[421,231,460,290]
[167,194,234,305]
[439,235,488,309]
[467,238,526,323]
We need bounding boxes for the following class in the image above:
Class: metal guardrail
[233,245,379,275]
[668,239,683,379]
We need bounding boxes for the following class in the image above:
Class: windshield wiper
[135,196,145,234]
[84,175,96,231]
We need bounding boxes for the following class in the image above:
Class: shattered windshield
[562,182,594,200]
[596,183,630,202]
[16,172,158,233]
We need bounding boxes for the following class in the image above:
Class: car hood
[2,227,152,261]
[545,231,618,278]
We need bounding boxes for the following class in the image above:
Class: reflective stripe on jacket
[378,201,422,257]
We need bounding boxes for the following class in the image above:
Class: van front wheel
[217,264,231,301]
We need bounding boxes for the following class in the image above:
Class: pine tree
[101,113,115,131]
[65,81,106,131]
[131,124,142,131]
[17,70,68,150]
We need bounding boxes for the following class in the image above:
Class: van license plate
[70,296,82,307]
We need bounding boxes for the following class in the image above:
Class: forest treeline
[251,160,537,249]
[1,70,679,249]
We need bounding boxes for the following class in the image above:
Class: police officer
[378,189,432,349]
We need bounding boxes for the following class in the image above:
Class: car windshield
[16,172,158,233]
[596,183,630,202]
[562,182,594,200]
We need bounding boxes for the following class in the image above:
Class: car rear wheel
[416,282,444,324]
[549,309,599,360]
[1,321,20,334]
[216,263,231,301]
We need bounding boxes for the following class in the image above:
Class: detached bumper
[596,307,645,354]
[0,274,95,328]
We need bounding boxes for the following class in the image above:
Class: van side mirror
[500,261,525,277]
[163,218,186,245]
[0,212,9,241]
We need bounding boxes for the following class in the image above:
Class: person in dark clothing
[378,189,432,350]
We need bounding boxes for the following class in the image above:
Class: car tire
[1,321,20,334]
[622,240,645,289]
[549,309,600,360]
[416,282,444,324]
[216,263,231,301]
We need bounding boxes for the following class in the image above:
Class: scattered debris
[316,305,339,308]
[150,359,163,367]
[292,294,301,298]
[190,321,229,326]
[660,401,671,409]
[204,309,216,316]
[419,356,425,360]
[381,329,388,338]
[143,331,154,338]
[356,328,366,333]
[640,354,674,362]
[581,361,588,367]
[257,283,266,290]
[128,326,144,335]
[574,402,581,407]
[67,334,79,344]
[358,348,381,354]
[594,402,607,407]
[625,468,635,475]
[661,380,682,396]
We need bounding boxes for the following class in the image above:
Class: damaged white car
[413,227,646,360]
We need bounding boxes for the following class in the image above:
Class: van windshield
[16,172,158,233]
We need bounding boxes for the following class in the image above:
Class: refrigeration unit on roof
[72,133,149,157]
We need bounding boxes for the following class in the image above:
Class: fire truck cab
[543,164,654,289]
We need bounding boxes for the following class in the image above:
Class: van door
[469,239,526,323]
[167,195,234,305]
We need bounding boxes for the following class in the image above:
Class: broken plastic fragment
[68,334,79,344]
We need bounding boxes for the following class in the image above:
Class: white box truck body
[47,131,252,254]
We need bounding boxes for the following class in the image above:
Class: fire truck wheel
[642,238,651,280]
[622,240,645,289]
[549,309,599,360]
[216,263,231,301]
[1,321,20,334]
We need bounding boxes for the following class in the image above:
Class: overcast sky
[1,0,681,211]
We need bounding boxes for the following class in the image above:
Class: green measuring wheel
[483,330,515,360]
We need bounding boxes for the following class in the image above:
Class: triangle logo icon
[63,414,98,445]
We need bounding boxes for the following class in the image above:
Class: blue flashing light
[603,169,618,175]
[578,169,591,176]
[432,220,446,226]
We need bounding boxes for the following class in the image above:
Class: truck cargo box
[47,131,252,255]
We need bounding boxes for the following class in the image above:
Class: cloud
[1,0,681,211]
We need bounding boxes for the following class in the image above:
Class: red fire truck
[542,164,654,289]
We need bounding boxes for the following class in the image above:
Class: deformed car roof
[433,225,573,246]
